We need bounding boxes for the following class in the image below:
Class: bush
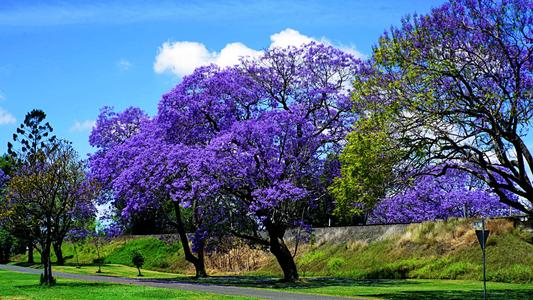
[131,250,145,276]
[92,257,104,265]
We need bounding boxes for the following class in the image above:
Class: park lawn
[0,269,252,300]
[275,278,533,299]
[49,263,181,279]
[9,262,182,279]
[162,275,533,300]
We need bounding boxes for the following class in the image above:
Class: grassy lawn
[0,269,252,300]
[49,263,180,279]
[9,262,181,279]
[277,278,533,299]
[4,264,533,299]
[160,275,533,299]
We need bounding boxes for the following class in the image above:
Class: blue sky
[0,0,488,157]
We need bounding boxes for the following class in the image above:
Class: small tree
[66,228,91,269]
[6,110,56,264]
[131,250,144,277]
[4,138,92,286]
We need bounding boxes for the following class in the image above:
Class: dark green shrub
[132,250,145,276]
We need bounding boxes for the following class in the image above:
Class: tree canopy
[348,0,532,214]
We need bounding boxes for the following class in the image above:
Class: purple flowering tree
[89,108,216,277]
[370,167,517,224]
[352,0,533,214]
[157,43,360,281]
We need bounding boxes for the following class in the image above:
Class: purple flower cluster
[0,169,8,189]
[370,167,518,224]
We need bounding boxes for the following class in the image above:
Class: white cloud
[215,42,262,68]
[0,107,16,125]
[154,28,365,77]
[269,28,314,49]
[70,120,95,132]
[117,59,132,71]
[154,41,261,77]
[154,41,214,76]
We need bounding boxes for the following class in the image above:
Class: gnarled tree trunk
[265,222,299,282]
[173,201,207,278]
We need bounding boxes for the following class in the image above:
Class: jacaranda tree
[352,0,533,214]
[89,108,216,277]
[156,43,360,281]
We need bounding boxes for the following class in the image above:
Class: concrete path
[0,264,365,300]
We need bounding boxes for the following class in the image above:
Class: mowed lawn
[3,265,533,299]
[140,275,533,300]
[275,278,533,299]
[0,269,252,300]
[50,263,181,279]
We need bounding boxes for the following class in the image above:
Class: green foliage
[330,109,402,220]
[0,227,13,263]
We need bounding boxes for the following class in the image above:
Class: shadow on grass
[12,261,39,268]
[145,276,533,299]
[148,276,422,289]
[372,289,533,300]
[15,282,111,289]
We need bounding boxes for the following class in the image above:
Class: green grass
[0,269,252,299]
[276,279,533,299]
[281,218,533,283]
[5,267,533,300]
[13,236,190,274]
[134,275,533,299]
[48,264,181,279]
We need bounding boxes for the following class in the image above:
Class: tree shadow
[14,282,111,289]
[144,276,533,299]
[371,289,533,300]
[146,276,422,289]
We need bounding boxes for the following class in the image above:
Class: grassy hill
[11,218,533,283]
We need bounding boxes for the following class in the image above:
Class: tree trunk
[194,240,207,278]
[173,201,207,278]
[41,239,54,286]
[53,241,64,266]
[266,223,299,282]
[27,242,34,264]
[137,266,142,276]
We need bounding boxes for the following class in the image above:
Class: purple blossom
[370,167,518,224]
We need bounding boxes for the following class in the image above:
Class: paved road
[0,264,365,300]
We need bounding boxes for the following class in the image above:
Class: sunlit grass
[0,269,252,300]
